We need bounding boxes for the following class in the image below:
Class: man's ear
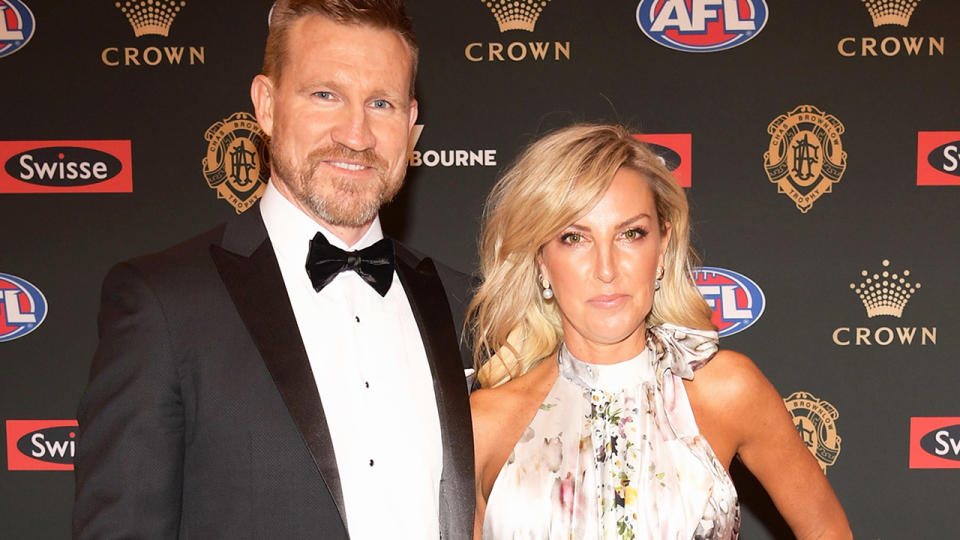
[250,74,276,137]
[408,98,419,130]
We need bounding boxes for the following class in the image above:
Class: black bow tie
[305,233,395,297]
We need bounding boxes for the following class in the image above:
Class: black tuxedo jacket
[73,206,475,539]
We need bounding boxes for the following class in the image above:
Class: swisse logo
[838,0,945,57]
[910,417,960,469]
[0,273,47,342]
[5,420,77,471]
[927,142,960,174]
[921,426,960,461]
[101,1,205,67]
[408,125,497,168]
[636,0,768,53]
[17,427,75,464]
[0,140,133,193]
[833,259,936,347]
[0,0,35,59]
[465,0,570,62]
[633,133,691,187]
[694,267,764,337]
[5,147,121,186]
[917,131,960,186]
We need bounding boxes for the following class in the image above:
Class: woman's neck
[561,325,648,365]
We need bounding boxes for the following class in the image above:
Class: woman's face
[539,167,670,362]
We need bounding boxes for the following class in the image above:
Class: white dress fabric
[483,323,740,539]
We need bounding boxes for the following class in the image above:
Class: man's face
[254,15,417,230]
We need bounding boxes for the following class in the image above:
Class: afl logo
[0,273,47,342]
[636,0,768,53]
[695,266,764,337]
[0,0,35,58]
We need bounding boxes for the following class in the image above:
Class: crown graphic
[115,0,187,37]
[861,0,920,28]
[483,0,551,32]
[849,259,921,318]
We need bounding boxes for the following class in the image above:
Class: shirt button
[355,315,360,323]
[369,459,374,467]
[364,381,370,388]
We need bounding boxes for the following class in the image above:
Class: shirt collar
[260,179,384,267]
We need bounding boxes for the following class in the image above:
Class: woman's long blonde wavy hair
[468,124,715,388]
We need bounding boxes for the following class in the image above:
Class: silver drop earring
[654,266,664,291]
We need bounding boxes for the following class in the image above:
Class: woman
[468,124,851,539]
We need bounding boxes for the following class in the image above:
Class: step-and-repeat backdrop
[2,0,958,537]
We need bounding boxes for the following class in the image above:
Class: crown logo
[861,0,920,28]
[849,259,921,318]
[115,0,187,37]
[483,0,551,32]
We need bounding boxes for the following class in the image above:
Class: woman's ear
[659,221,673,267]
[536,254,549,283]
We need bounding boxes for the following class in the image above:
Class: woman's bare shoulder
[471,356,559,500]
[684,349,784,459]
[471,357,558,426]
[689,349,774,406]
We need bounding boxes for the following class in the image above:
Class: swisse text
[16,426,76,464]
[920,425,960,460]
[5,147,122,186]
[928,142,960,175]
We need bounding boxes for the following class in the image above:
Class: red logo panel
[0,140,133,193]
[6,419,77,471]
[909,417,960,469]
[917,131,960,186]
[633,133,692,187]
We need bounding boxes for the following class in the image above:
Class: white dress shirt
[260,181,443,539]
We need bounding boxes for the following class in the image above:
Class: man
[72,1,475,538]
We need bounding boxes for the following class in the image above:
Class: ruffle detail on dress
[647,322,719,380]
[483,322,739,539]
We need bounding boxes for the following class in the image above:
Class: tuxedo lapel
[395,245,476,540]
[209,208,349,535]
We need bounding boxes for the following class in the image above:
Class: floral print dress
[482,324,740,539]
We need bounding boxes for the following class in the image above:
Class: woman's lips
[587,294,628,308]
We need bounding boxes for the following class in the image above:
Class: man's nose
[331,104,376,152]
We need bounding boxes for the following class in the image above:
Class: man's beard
[271,140,402,227]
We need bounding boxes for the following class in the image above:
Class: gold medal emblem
[202,112,269,214]
[784,391,842,474]
[764,105,847,213]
